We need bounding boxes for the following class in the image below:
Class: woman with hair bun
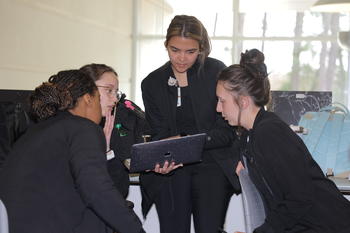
[216,49,350,233]
[0,70,145,233]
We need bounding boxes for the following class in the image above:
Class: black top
[140,57,241,216]
[243,108,350,233]
[0,111,144,233]
[175,86,198,136]
[175,86,215,163]
[105,99,150,197]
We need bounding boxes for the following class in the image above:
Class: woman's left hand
[103,106,116,152]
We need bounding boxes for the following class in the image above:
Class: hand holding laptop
[151,135,183,174]
[124,155,183,174]
[129,133,206,173]
[153,160,183,174]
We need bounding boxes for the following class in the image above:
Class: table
[329,177,350,194]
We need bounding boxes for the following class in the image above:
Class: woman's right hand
[163,135,181,140]
[103,106,116,152]
[235,161,245,175]
[144,135,183,174]
[153,161,183,174]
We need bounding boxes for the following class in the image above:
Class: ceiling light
[338,31,350,50]
[311,0,350,12]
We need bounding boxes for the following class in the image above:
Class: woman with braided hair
[0,70,145,233]
[216,49,350,233]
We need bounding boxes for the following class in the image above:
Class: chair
[239,159,266,233]
[0,199,9,233]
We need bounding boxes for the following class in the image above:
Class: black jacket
[244,108,350,233]
[140,57,241,216]
[106,99,150,197]
[0,111,144,233]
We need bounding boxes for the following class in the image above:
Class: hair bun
[30,82,62,121]
[240,49,268,79]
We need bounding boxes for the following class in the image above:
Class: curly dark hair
[30,70,97,121]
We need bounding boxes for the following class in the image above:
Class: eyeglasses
[97,85,123,100]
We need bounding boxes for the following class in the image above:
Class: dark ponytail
[30,70,97,121]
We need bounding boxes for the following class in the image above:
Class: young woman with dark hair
[80,63,165,201]
[216,49,350,233]
[0,70,145,233]
[80,63,130,198]
[141,15,241,233]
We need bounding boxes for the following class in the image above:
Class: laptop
[129,133,206,173]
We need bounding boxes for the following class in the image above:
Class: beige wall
[0,0,133,95]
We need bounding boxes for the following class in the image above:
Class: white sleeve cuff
[106,150,115,160]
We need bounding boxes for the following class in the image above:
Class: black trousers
[154,161,234,233]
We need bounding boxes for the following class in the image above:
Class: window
[134,0,350,107]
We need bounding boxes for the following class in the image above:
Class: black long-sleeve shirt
[140,57,241,216]
[244,108,350,233]
[0,111,144,233]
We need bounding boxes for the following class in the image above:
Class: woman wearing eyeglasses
[0,69,144,233]
[80,64,157,200]
[80,64,132,198]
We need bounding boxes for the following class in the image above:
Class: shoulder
[116,101,138,123]
[255,111,285,132]
[204,57,226,67]
[62,113,101,131]
[141,62,170,88]
[58,114,106,152]
[249,112,293,161]
[50,112,104,140]
[16,112,105,152]
[203,57,226,71]
[198,57,226,80]
[195,57,226,82]
[253,111,294,143]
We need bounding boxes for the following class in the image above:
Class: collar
[56,110,72,117]
[165,59,201,80]
[246,107,265,141]
[187,59,201,76]
[252,107,266,130]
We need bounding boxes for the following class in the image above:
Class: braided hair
[217,49,270,107]
[30,70,97,121]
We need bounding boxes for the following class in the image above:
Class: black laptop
[129,133,206,173]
